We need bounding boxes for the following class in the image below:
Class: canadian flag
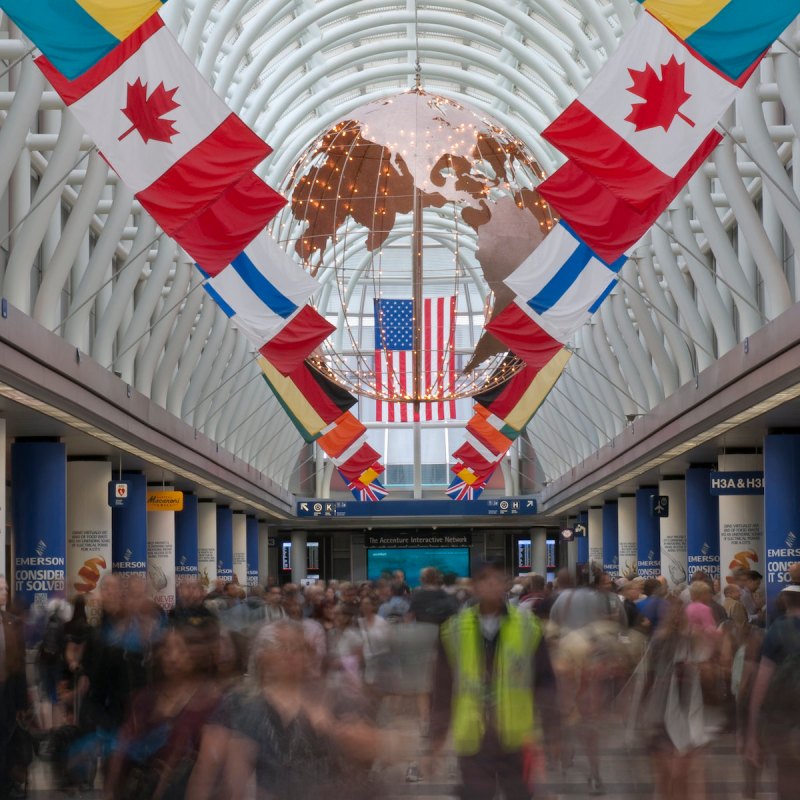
[36,15,274,265]
[543,11,743,212]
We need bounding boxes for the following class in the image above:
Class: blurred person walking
[430,559,558,800]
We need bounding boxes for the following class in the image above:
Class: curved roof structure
[1,0,799,499]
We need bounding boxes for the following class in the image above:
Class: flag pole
[412,183,424,499]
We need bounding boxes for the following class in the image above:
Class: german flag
[257,357,356,442]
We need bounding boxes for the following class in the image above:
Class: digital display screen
[281,542,319,572]
[546,540,557,570]
[518,539,532,570]
[367,547,470,587]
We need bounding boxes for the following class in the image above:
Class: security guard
[430,559,558,799]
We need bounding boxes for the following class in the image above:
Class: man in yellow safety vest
[430,559,559,799]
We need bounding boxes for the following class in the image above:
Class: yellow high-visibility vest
[441,604,541,756]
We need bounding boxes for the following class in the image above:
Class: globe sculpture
[272,90,557,406]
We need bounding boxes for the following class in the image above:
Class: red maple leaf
[624,55,695,133]
[119,79,180,144]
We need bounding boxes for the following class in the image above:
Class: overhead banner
[146,490,184,512]
[12,441,67,611]
[686,467,720,581]
[764,435,800,616]
[718,454,764,587]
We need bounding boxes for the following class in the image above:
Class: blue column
[175,494,199,583]
[112,471,147,582]
[686,467,720,582]
[216,506,233,581]
[764,433,800,616]
[246,516,259,588]
[602,501,619,576]
[11,440,66,611]
[576,510,589,564]
[636,486,661,578]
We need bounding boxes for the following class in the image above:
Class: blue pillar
[636,486,661,578]
[246,516,259,588]
[11,440,66,611]
[602,501,619,576]
[764,433,800,616]
[576,510,589,564]
[175,494,199,583]
[686,467,720,582]
[216,506,233,581]
[112,471,147,582]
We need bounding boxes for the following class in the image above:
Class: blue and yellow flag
[638,0,800,81]
[1,0,168,79]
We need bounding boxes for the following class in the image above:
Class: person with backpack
[745,584,800,798]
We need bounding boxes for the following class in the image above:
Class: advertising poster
[175,494,199,585]
[636,486,661,578]
[67,460,112,622]
[659,478,687,588]
[686,467,720,581]
[216,506,233,581]
[764,435,800,615]
[588,507,603,568]
[197,500,217,589]
[617,496,637,579]
[112,472,147,585]
[602,501,618,575]
[246,516,259,588]
[232,513,247,585]
[147,487,175,610]
[717,453,764,587]
[12,441,66,611]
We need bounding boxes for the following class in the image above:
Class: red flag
[334,440,383,482]
[175,172,286,274]
[258,305,335,376]
[484,303,562,370]
[538,136,720,264]
[542,12,739,212]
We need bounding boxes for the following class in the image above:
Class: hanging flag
[331,437,383,482]
[637,0,800,81]
[474,351,571,436]
[373,297,457,422]
[446,474,484,501]
[1,0,168,80]
[199,231,332,374]
[177,173,286,274]
[484,303,562,370]
[542,11,741,213]
[257,357,356,443]
[502,220,626,344]
[316,412,367,459]
[466,410,514,456]
[346,476,389,502]
[37,14,271,238]
[538,138,719,264]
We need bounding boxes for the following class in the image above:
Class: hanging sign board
[108,481,131,508]
[146,490,184,512]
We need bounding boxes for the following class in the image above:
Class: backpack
[41,612,63,659]
[762,619,800,730]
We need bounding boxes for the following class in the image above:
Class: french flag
[199,232,334,375]
[37,15,281,272]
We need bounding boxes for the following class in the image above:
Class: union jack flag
[446,475,484,501]
[346,477,389,502]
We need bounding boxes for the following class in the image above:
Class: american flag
[374,297,457,422]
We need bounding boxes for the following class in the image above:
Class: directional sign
[295,497,538,518]
[574,522,587,537]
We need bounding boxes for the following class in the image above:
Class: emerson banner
[366,532,472,549]
[710,471,764,495]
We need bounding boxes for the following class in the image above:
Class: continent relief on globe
[290,120,553,371]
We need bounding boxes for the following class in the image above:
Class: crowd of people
[0,558,798,800]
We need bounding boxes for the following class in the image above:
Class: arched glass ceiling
[1,0,799,495]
